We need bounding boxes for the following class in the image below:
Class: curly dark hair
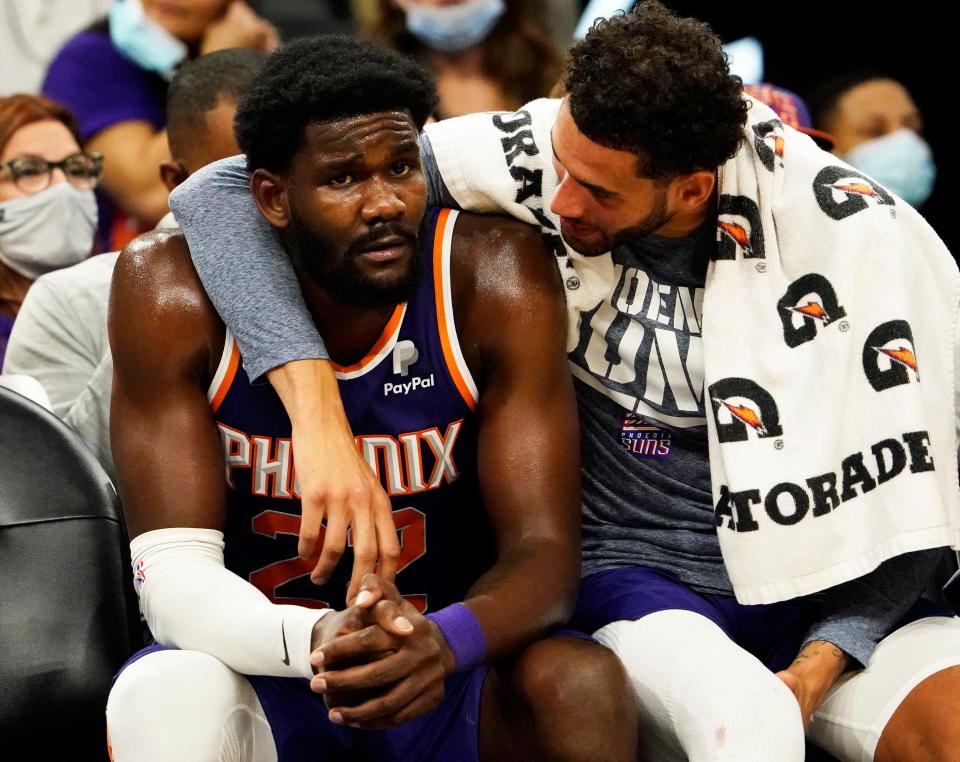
[235,35,438,173]
[564,1,747,179]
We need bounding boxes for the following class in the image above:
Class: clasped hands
[308,574,456,731]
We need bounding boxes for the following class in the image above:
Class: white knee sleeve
[106,650,277,762]
[810,616,960,762]
[595,610,805,762]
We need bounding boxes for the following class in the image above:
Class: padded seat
[0,386,141,758]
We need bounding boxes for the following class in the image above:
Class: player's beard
[563,183,675,257]
[285,213,423,308]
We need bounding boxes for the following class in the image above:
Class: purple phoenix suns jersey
[207,208,494,614]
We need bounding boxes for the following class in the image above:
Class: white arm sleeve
[132,527,331,680]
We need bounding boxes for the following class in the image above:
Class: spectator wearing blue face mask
[809,72,936,210]
[41,0,276,252]
[355,0,561,118]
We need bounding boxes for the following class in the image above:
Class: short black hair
[235,35,438,173]
[564,1,748,179]
[167,48,267,138]
[807,70,891,132]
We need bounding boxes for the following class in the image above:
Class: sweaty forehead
[302,111,419,160]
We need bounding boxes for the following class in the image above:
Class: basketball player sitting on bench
[104,36,636,762]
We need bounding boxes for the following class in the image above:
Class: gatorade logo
[708,377,783,442]
[814,166,895,220]
[753,118,785,172]
[715,195,765,260]
[777,274,847,348]
[863,320,919,391]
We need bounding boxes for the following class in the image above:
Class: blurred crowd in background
[0,0,951,371]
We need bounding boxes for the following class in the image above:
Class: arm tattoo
[792,640,848,669]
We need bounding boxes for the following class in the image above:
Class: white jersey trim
[439,209,480,405]
[207,329,239,406]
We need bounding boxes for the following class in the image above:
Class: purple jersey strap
[427,603,486,673]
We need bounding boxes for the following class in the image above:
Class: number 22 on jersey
[249,507,427,611]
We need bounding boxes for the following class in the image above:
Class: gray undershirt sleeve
[803,548,943,668]
[168,142,451,383]
[168,155,328,382]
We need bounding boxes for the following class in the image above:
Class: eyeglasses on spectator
[0,152,103,194]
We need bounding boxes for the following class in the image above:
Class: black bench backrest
[0,386,141,756]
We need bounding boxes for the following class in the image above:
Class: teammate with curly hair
[552,3,747,256]
[168,4,960,761]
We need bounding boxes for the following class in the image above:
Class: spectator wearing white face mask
[354,0,561,118]
[0,94,99,369]
[3,48,265,480]
[809,72,936,210]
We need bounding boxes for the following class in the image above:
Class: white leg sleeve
[809,615,960,762]
[595,610,806,762]
[106,649,278,762]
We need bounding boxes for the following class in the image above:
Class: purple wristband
[426,603,486,673]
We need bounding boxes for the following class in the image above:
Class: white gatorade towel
[426,96,960,603]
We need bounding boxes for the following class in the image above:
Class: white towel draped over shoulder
[425,96,960,604]
[426,98,615,348]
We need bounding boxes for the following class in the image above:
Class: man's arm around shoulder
[169,158,399,595]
